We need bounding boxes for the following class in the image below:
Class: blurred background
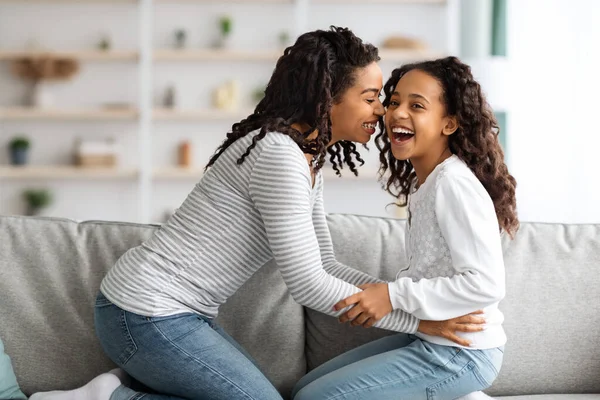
[0,0,598,224]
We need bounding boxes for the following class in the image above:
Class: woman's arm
[248,142,418,333]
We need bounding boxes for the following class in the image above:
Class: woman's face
[330,62,385,145]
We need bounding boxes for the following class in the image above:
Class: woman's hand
[333,283,393,328]
[418,311,487,347]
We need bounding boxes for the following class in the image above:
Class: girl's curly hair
[376,56,519,237]
[205,26,379,176]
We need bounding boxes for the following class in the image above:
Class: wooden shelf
[314,0,445,3]
[0,50,138,62]
[0,107,138,121]
[154,48,440,63]
[151,166,378,181]
[153,167,205,179]
[0,166,138,180]
[379,49,445,62]
[0,49,439,63]
[154,0,291,3]
[154,49,283,62]
[0,0,138,3]
[153,108,253,121]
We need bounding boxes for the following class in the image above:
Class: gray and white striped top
[100,131,418,333]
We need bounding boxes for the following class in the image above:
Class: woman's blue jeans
[94,292,283,400]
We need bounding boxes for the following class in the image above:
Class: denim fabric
[293,333,503,400]
[94,292,282,400]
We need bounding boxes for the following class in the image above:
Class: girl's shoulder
[434,156,492,205]
[435,155,474,182]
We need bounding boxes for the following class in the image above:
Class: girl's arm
[249,142,418,334]
[387,174,506,321]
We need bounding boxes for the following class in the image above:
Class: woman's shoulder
[255,131,306,159]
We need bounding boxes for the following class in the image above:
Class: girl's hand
[334,283,392,328]
[418,310,487,347]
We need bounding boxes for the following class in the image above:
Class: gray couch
[1,214,599,399]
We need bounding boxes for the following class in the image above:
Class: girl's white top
[388,155,507,349]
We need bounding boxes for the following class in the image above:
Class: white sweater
[387,155,507,349]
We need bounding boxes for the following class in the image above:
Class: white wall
[506,0,600,223]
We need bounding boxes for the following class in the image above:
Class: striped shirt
[101,131,418,333]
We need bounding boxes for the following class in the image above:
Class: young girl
[292,56,518,400]
[30,34,486,400]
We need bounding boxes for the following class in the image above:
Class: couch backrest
[0,216,305,398]
[306,215,600,396]
[2,214,599,397]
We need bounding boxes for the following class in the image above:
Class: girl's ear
[442,116,459,136]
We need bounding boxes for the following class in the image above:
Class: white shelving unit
[0,50,138,62]
[0,107,139,121]
[0,0,469,222]
[153,166,204,179]
[154,49,283,62]
[153,108,253,121]
[0,166,138,180]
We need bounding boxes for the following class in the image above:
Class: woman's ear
[442,116,459,136]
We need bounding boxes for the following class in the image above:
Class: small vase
[30,81,54,108]
[10,148,28,165]
[26,206,41,217]
[218,35,232,49]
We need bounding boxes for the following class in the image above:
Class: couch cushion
[489,222,600,396]
[304,215,600,397]
[0,216,305,398]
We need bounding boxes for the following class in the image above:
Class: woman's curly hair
[206,26,379,176]
[376,56,519,237]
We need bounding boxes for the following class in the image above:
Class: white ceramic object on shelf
[31,81,54,108]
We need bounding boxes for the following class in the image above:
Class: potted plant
[278,31,291,48]
[252,84,266,104]
[97,34,112,51]
[9,136,30,165]
[218,16,232,48]
[23,189,53,216]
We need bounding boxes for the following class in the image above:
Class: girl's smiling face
[385,69,457,163]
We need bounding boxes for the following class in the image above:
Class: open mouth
[391,126,415,143]
[362,121,378,134]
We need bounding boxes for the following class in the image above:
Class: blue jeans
[94,292,283,400]
[292,334,503,400]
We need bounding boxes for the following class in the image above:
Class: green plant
[252,85,266,103]
[219,16,232,36]
[9,137,30,151]
[278,31,290,46]
[23,189,53,210]
[98,37,111,51]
